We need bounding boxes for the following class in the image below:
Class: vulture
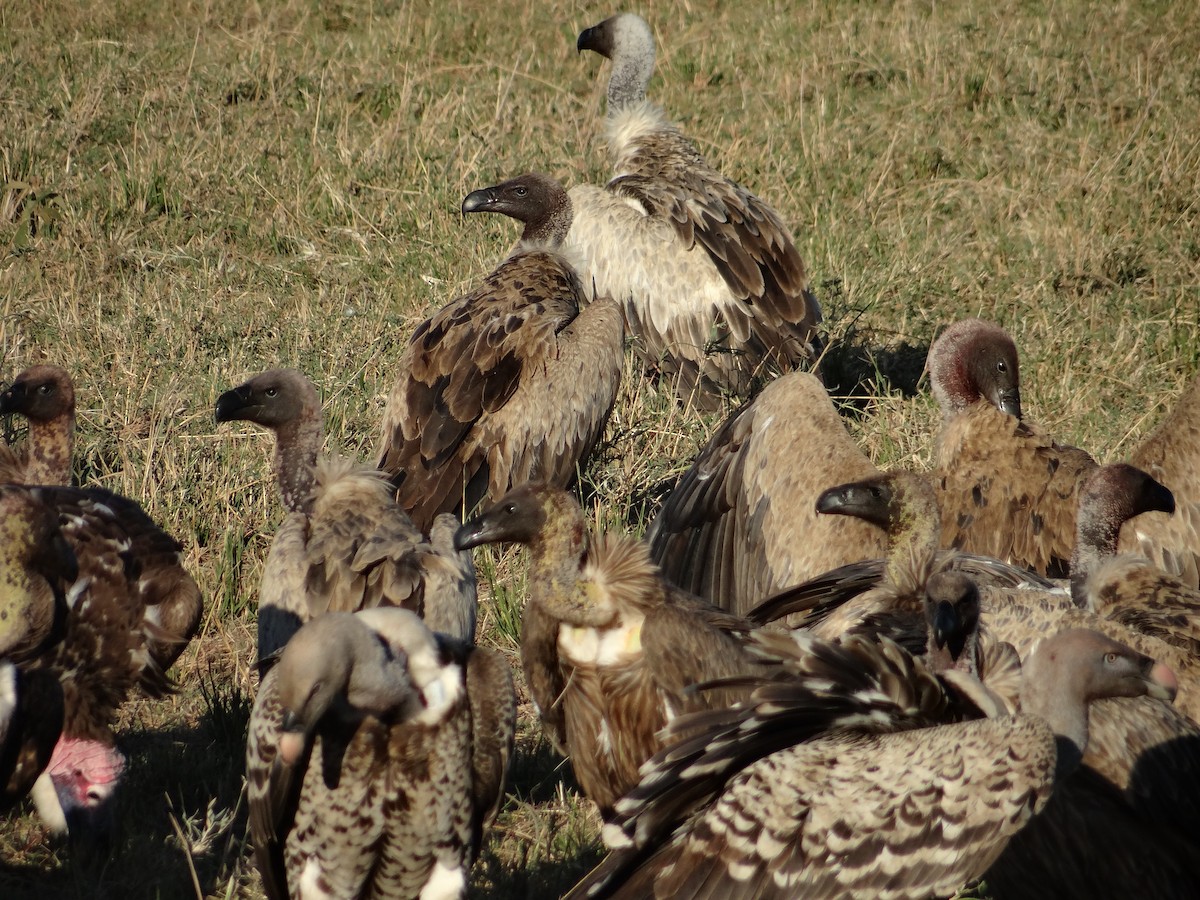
[376,173,623,533]
[776,466,1200,835]
[646,372,886,618]
[246,607,516,900]
[929,318,1097,577]
[454,483,769,816]
[0,364,76,485]
[567,12,822,409]
[564,626,1176,899]
[1121,373,1200,588]
[216,369,477,665]
[0,481,201,847]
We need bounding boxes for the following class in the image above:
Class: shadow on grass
[0,676,252,900]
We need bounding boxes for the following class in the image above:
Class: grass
[1,0,1198,895]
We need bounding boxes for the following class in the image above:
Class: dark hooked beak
[214,385,252,423]
[995,387,1022,420]
[453,519,489,552]
[461,188,497,216]
[931,600,960,651]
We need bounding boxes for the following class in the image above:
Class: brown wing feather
[380,250,619,531]
[649,373,885,616]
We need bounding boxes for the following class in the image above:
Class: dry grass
[1,0,1198,895]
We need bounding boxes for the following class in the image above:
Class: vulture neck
[885,493,940,590]
[526,501,611,627]
[519,198,572,251]
[274,411,322,515]
[26,416,74,485]
[1021,668,1088,780]
[606,43,653,113]
[1069,508,1120,607]
[343,626,416,718]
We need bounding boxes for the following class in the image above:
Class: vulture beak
[814,481,893,532]
[214,385,252,424]
[461,188,497,216]
[454,518,491,552]
[1146,662,1179,703]
[0,383,23,414]
[930,600,960,651]
[576,26,597,54]
[994,387,1022,420]
[278,710,308,766]
[1144,478,1176,517]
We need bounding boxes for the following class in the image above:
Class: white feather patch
[419,860,466,900]
[30,772,67,835]
[0,663,16,743]
[297,858,334,900]
[557,615,644,666]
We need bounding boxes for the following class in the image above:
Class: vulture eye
[38,384,53,395]
[504,503,517,515]
[265,387,279,398]
[996,361,1008,373]
[514,186,527,197]
[1104,652,1119,665]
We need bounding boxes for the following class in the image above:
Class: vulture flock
[2,9,1199,900]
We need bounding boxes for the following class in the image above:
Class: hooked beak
[214,384,253,424]
[461,188,497,216]
[994,387,1022,419]
[931,600,959,651]
[453,518,490,552]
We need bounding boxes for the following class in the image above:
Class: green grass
[1,0,1199,896]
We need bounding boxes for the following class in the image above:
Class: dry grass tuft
[2,0,1199,896]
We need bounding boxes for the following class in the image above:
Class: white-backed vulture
[0,482,200,849]
[750,466,1200,834]
[246,608,516,900]
[376,173,623,533]
[564,627,1175,899]
[454,483,769,816]
[567,13,822,409]
[216,369,477,665]
[646,372,885,617]
[0,364,76,485]
[929,318,1098,577]
[1121,373,1200,588]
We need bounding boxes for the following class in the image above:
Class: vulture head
[0,365,75,424]
[0,487,77,661]
[577,13,656,110]
[1022,628,1177,775]
[461,173,572,249]
[815,471,939,539]
[927,318,1022,419]
[215,368,318,431]
[922,570,982,673]
[216,369,323,513]
[454,482,558,551]
[272,613,418,766]
[36,737,126,857]
[1070,463,1176,604]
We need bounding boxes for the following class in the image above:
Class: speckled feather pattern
[247,631,514,900]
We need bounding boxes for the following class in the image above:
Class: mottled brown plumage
[377,173,623,532]
[0,364,76,486]
[0,482,201,845]
[455,483,767,816]
[930,318,1097,577]
[647,373,884,617]
[566,628,1174,899]
[568,13,822,408]
[1121,373,1200,588]
[216,369,476,666]
[246,609,515,900]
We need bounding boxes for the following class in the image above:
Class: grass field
[1,0,1198,896]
